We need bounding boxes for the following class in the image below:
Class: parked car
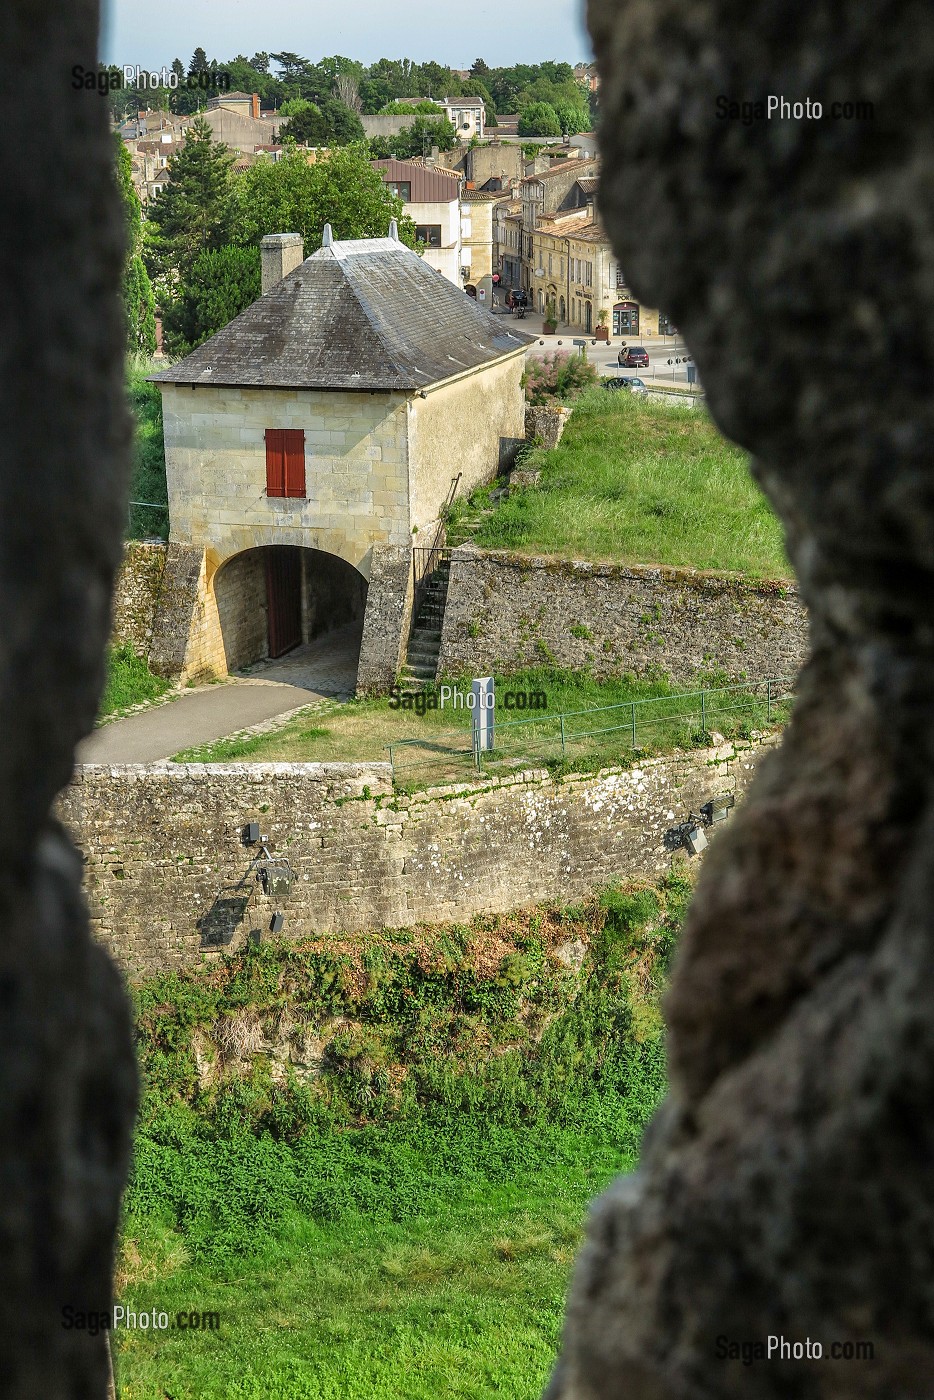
[618,345,649,367]
[602,376,648,394]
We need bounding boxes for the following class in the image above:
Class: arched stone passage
[213,545,367,673]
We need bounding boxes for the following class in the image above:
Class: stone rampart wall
[438,547,808,685]
[58,737,776,979]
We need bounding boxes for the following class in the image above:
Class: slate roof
[151,234,534,393]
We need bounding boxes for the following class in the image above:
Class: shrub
[523,350,598,404]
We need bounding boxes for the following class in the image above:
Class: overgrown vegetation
[101,644,171,718]
[447,390,790,577]
[523,349,599,404]
[127,362,169,539]
[118,878,690,1396]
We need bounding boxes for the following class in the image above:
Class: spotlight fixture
[270,912,284,934]
[684,823,708,856]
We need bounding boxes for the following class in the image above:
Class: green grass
[172,666,792,788]
[115,881,690,1397]
[446,389,789,577]
[100,643,171,719]
[115,1139,618,1400]
[127,358,168,540]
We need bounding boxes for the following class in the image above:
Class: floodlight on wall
[243,821,260,845]
[684,823,708,856]
[270,912,285,934]
[701,793,735,826]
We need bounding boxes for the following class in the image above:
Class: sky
[101,0,593,72]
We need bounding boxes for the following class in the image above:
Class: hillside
[447,390,790,578]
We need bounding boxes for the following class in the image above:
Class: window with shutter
[265,428,305,499]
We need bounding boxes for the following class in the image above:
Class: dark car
[602,376,648,394]
[619,345,649,367]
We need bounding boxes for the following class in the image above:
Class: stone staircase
[400,557,451,686]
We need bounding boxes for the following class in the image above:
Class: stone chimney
[260,233,303,294]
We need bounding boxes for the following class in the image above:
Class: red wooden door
[265,548,302,658]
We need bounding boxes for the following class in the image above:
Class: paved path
[79,624,361,765]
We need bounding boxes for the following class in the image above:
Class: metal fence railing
[386,675,795,789]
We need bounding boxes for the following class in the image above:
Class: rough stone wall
[439,547,807,685]
[525,404,571,449]
[213,549,267,670]
[58,739,772,979]
[545,1,934,1397]
[356,544,415,695]
[147,541,207,680]
[0,2,138,1393]
[110,541,168,656]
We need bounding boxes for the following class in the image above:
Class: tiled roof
[576,176,600,194]
[151,233,533,392]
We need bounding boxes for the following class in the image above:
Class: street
[492,300,700,387]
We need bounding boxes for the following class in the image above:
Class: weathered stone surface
[356,544,414,694]
[57,740,773,978]
[439,546,807,685]
[111,540,168,657]
[0,2,138,1394]
[547,1,934,1396]
[526,404,571,449]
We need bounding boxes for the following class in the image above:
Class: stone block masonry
[110,540,168,657]
[438,547,808,685]
[58,737,776,979]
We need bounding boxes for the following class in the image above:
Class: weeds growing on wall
[125,875,691,1262]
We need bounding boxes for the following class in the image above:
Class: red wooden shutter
[283,429,306,498]
[265,429,285,497]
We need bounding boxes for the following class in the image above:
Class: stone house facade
[150,227,531,685]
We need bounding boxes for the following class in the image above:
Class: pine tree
[144,119,235,277]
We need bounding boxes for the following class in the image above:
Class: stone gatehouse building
[150,226,530,687]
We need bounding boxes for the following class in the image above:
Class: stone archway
[212,545,367,674]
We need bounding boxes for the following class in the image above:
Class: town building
[372,158,463,285]
[148,227,530,685]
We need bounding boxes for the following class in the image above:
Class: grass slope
[447,390,789,577]
[115,880,690,1398]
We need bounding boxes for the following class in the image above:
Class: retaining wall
[59,736,777,979]
[438,547,808,685]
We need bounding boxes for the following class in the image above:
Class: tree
[271,52,310,79]
[372,116,458,160]
[114,136,156,355]
[161,245,261,355]
[470,58,491,77]
[518,102,563,137]
[231,144,418,254]
[144,118,235,276]
[280,95,365,146]
[334,72,362,113]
